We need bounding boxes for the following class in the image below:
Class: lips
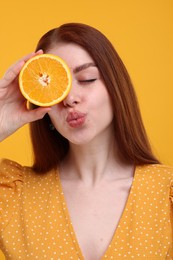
[66,111,86,128]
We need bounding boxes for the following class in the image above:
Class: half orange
[19,54,72,106]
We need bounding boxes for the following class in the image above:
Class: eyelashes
[78,79,97,84]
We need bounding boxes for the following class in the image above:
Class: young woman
[0,23,172,260]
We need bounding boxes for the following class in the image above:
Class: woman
[0,23,172,259]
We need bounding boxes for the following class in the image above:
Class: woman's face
[47,42,114,145]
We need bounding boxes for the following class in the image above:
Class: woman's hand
[0,50,51,141]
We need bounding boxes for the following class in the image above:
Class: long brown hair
[30,23,159,173]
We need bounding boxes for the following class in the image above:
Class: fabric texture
[0,159,173,259]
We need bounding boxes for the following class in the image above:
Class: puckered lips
[66,111,86,128]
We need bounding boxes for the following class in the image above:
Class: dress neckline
[56,165,139,259]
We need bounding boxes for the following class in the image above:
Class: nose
[63,84,81,107]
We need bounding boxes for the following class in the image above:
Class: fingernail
[36,49,43,54]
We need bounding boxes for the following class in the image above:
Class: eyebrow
[73,62,97,74]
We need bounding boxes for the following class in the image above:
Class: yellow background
[0,0,173,259]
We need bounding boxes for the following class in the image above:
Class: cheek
[92,86,113,114]
[99,95,113,123]
[50,102,64,114]
[48,104,63,124]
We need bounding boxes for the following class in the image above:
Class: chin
[69,139,91,146]
[68,135,95,146]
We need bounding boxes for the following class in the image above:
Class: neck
[60,136,134,187]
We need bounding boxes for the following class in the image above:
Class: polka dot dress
[0,159,173,259]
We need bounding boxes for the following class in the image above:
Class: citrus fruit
[19,54,72,106]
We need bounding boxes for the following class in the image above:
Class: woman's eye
[79,79,96,84]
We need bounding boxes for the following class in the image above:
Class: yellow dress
[0,159,173,260]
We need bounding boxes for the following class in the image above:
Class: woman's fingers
[22,106,52,124]
[1,61,25,87]
[19,49,43,63]
[16,49,43,65]
[0,50,43,88]
[0,50,46,141]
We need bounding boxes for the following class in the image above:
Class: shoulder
[0,159,25,232]
[137,163,173,179]
[137,164,173,186]
[0,158,57,232]
[0,158,25,185]
[137,164,173,204]
[0,158,57,186]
